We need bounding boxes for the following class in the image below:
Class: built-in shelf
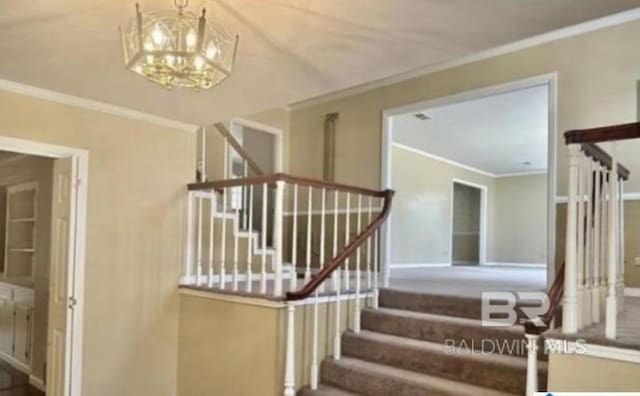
[8,249,35,253]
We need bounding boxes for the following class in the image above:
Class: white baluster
[344,192,351,291]
[310,291,319,390]
[600,171,609,314]
[618,179,625,311]
[184,191,195,284]
[354,195,363,333]
[320,188,326,292]
[367,196,373,290]
[563,144,580,334]
[233,199,240,292]
[243,161,248,229]
[220,187,228,289]
[333,190,339,291]
[274,180,285,297]
[246,185,254,292]
[290,184,298,291]
[261,183,268,294]
[305,186,313,283]
[196,196,204,285]
[283,304,296,396]
[606,143,619,339]
[525,333,539,396]
[208,190,216,287]
[373,228,379,309]
[576,153,585,329]
[583,158,593,327]
[592,166,601,323]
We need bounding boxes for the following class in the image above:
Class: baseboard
[29,375,45,392]
[483,262,546,269]
[0,350,31,375]
[624,287,640,297]
[390,263,451,269]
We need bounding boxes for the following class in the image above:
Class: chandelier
[120,0,238,90]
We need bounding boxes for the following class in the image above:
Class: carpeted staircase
[300,288,547,396]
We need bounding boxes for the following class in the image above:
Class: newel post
[283,304,296,396]
[563,144,580,334]
[525,333,539,396]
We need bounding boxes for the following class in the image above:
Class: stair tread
[346,330,547,369]
[298,385,361,396]
[363,307,526,335]
[324,357,520,396]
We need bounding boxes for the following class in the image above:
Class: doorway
[451,180,486,266]
[229,118,283,175]
[0,136,87,396]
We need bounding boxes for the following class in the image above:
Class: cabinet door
[0,299,14,355]
[13,304,31,365]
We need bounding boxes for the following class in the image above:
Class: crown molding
[289,8,640,110]
[0,79,200,133]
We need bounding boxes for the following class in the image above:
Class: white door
[47,156,76,396]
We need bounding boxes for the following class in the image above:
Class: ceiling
[392,84,548,176]
[1,1,640,125]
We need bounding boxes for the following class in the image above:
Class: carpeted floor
[388,265,547,297]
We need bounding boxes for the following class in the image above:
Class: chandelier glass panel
[120,0,238,90]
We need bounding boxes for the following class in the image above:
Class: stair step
[361,307,543,359]
[298,384,361,396]
[341,330,546,394]
[322,357,519,396]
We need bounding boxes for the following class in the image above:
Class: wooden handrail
[582,143,629,180]
[286,189,394,301]
[213,122,264,176]
[524,262,564,335]
[188,173,388,197]
[565,121,640,144]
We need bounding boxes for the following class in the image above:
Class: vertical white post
[344,192,351,291]
[283,304,296,396]
[290,184,298,291]
[618,179,625,311]
[184,191,195,283]
[242,161,248,229]
[233,202,240,292]
[305,186,313,283]
[583,158,593,327]
[606,143,619,339]
[525,333,539,396]
[196,196,204,285]
[600,171,609,312]
[261,183,268,294]
[246,185,254,292]
[354,195,363,333]
[333,190,339,291]
[319,188,326,293]
[200,126,207,182]
[208,190,216,287]
[366,196,373,290]
[274,180,285,297]
[576,154,585,329]
[220,187,228,289]
[310,291,319,390]
[373,228,380,309]
[592,167,601,323]
[563,144,580,334]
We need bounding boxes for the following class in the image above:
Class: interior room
[0,150,52,395]
[387,82,550,295]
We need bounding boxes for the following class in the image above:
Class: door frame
[381,72,558,286]
[229,118,284,173]
[0,135,87,396]
[450,178,488,266]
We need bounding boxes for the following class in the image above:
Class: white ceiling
[1,1,639,125]
[393,84,548,176]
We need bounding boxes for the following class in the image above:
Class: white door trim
[381,72,557,286]
[450,179,488,266]
[0,135,87,396]
[230,118,284,173]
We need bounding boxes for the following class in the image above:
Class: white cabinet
[0,283,34,372]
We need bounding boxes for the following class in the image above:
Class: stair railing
[213,122,264,178]
[524,122,636,396]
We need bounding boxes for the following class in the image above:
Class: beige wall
[390,146,496,265]
[548,353,640,391]
[493,174,548,264]
[624,200,640,288]
[0,154,53,380]
[0,90,194,396]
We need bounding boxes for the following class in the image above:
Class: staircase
[300,289,547,396]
